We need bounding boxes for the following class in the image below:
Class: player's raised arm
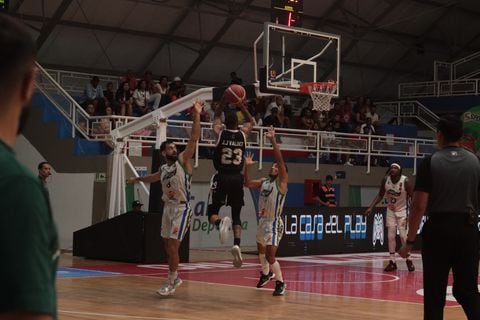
[244,152,263,189]
[266,126,288,193]
[179,99,203,171]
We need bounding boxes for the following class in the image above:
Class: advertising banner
[278,207,389,256]
[188,183,258,248]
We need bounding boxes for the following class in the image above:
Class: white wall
[13,135,94,249]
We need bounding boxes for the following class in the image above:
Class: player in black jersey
[208,100,253,267]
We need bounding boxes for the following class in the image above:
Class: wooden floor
[57,249,467,320]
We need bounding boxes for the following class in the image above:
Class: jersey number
[221,147,243,165]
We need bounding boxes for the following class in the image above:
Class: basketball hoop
[299,81,337,112]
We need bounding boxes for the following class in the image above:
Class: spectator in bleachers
[298,107,314,130]
[103,82,118,114]
[328,101,342,120]
[115,81,133,116]
[360,117,375,135]
[122,69,138,91]
[85,102,96,117]
[169,76,186,101]
[98,106,115,134]
[154,76,170,107]
[82,76,106,111]
[230,71,243,85]
[355,105,368,125]
[366,104,379,125]
[103,82,115,105]
[133,80,161,116]
[265,95,284,118]
[143,70,155,92]
[263,107,282,127]
[355,96,365,114]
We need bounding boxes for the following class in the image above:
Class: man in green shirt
[0,14,59,320]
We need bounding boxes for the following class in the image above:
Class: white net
[302,82,337,112]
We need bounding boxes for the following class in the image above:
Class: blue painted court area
[57,267,121,278]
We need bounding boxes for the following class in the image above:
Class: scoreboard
[271,0,303,27]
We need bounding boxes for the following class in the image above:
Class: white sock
[168,271,178,283]
[270,261,283,282]
[259,254,270,275]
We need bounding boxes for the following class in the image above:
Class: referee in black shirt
[399,114,480,320]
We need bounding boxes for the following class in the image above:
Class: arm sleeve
[414,156,432,193]
[0,176,57,315]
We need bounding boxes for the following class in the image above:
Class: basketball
[223,84,246,105]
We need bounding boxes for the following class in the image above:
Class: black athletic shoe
[406,260,415,272]
[384,260,397,272]
[256,271,275,288]
[273,280,286,296]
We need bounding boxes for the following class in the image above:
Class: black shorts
[209,172,244,208]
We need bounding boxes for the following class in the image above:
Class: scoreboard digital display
[271,0,303,27]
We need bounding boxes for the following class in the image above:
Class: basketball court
[55,250,470,320]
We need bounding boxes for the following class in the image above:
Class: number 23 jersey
[213,129,246,173]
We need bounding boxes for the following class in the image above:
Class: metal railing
[35,62,141,140]
[42,68,205,97]
[398,78,480,99]
[120,119,436,175]
[34,63,436,176]
[401,51,480,99]
[376,100,439,132]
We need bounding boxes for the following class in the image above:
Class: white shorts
[386,209,407,228]
[161,203,192,241]
[256,217,284,247]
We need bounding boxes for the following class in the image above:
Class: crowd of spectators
[79,71,387,166]
[80,70,186,118]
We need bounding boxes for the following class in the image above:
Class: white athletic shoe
[157,277,183,296]
[219,216,232,244]
[231,245,243,268]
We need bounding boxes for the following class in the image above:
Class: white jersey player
[244,126,288,296]
[128,99,203,296]
[365,163,415,272]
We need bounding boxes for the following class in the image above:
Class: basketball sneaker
[273,280,286,296]
[219,216,232,244]
[157,277,182,296]
[406,259,415,272]
[231,245,243,268]
[384,260,397,272]
[256,271,275,288]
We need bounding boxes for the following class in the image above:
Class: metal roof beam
[139,0,199,73]
[35,0,73,50]
[367,5,454,95]
[181,0,255,82]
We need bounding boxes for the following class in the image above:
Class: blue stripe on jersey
[178,205,188,240]
[272,218,277,245]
